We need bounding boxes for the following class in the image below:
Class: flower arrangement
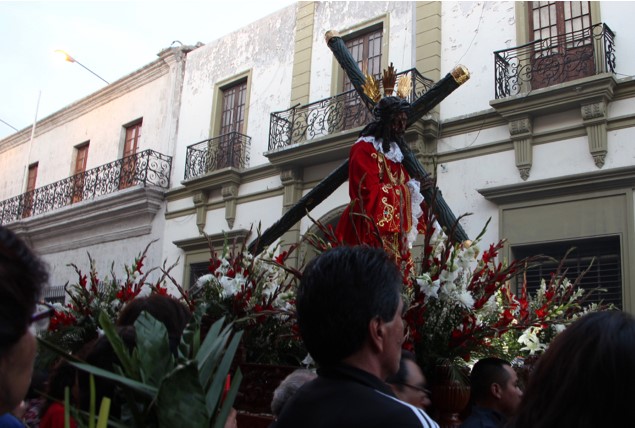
[190,235,306,365]
[403,208,608,379]
[402,219,529,376]
[38,241,180,367]
[492,250,609,358]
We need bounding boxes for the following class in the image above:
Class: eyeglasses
[30,302,55,333]
[397,382,431,396]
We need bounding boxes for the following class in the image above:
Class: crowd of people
[2,92,635,428]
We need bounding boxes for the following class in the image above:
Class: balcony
[184,132,251,180]
[494,23,615,99]
[0,149,172,225]
[268,68,434,151]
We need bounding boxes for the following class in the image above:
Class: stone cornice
[10,186,165,254]
[489,73,617,120]
[173,228,250,252]
[478,165,635,205]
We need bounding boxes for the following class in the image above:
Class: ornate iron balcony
[184,132,251,180]
[494,23,615,99]
[268,68,434,151]
[0,149,172,225]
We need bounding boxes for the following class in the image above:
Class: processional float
[248,31,470,256]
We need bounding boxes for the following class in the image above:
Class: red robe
[336,137,425,265]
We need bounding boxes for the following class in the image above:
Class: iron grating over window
[512,236,622,309]
[190,262,211,288]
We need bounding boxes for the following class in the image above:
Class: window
[72,142,89,203]
[341,27,383,130]
[120,120,142,189]
[217,81,247,169]
[513,236,622,309]
[529,1,593,89]
[23,163,38,217]
[189,262,210,288]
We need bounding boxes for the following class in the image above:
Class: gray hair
[271,369,317,416]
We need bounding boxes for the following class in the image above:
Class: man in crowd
[388,350,432,411]
[460,358,522,428]
[273,246,438,428]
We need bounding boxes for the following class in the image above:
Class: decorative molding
[478,165,635,205]
[193,190,208,233]
[221,183,239,229]
[581,100,608,168]
[173,228,251,253]
[508,116,533,181]
[10,187,164,254]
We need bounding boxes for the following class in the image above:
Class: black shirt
[272,363,439,428]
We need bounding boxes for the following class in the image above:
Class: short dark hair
[117,294,192,354]
[469,357,512,401]
[0,226,48,355]
[513,311,635,428]
[386,349,417,390]
[296,246,402,366]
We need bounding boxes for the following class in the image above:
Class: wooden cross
[248,31,470,255]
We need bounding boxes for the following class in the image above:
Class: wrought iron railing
[269,68,435,151]
[494,23,615,99]
[0,149,172,225]
[184,132,251,180]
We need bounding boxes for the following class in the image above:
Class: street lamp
[54,50,109,85]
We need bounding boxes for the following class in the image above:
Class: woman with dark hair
[512,310,635,428]
[0,226,49,415]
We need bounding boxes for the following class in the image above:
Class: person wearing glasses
[0,226,50,420]
[460,358,522,428]
[272,246,438,428]
[387,350,432,411]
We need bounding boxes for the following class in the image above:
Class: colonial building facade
[2,2,634,310]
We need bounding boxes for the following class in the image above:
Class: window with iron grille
[217,80,247,169]
[512,235,622,309]
[72,142,89,203]
[341,26,383,130]
[23,163,38,218]
[120,120,142,189]
[528,1,594,88]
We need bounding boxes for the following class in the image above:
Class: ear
[490,382,503,399]
[368,316,385,353]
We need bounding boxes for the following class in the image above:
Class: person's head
[296,246,404,378]
[77,326,136,417]
[361,96,411,150]
[513,310,635,428]
[41,359,78,417]
[117,294,192,354]
[0,226,48,414]
[469,357,521,417]
[271,369,317,417]
[387,350,431,409]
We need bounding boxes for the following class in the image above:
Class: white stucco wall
[440,1,517,121]
[310,1,415,102]
[173,4,297,182]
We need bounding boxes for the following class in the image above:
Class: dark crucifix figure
[248,31,470,256]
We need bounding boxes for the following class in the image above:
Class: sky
[0,0,297,140]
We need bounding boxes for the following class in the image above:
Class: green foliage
[67,308,242,427]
